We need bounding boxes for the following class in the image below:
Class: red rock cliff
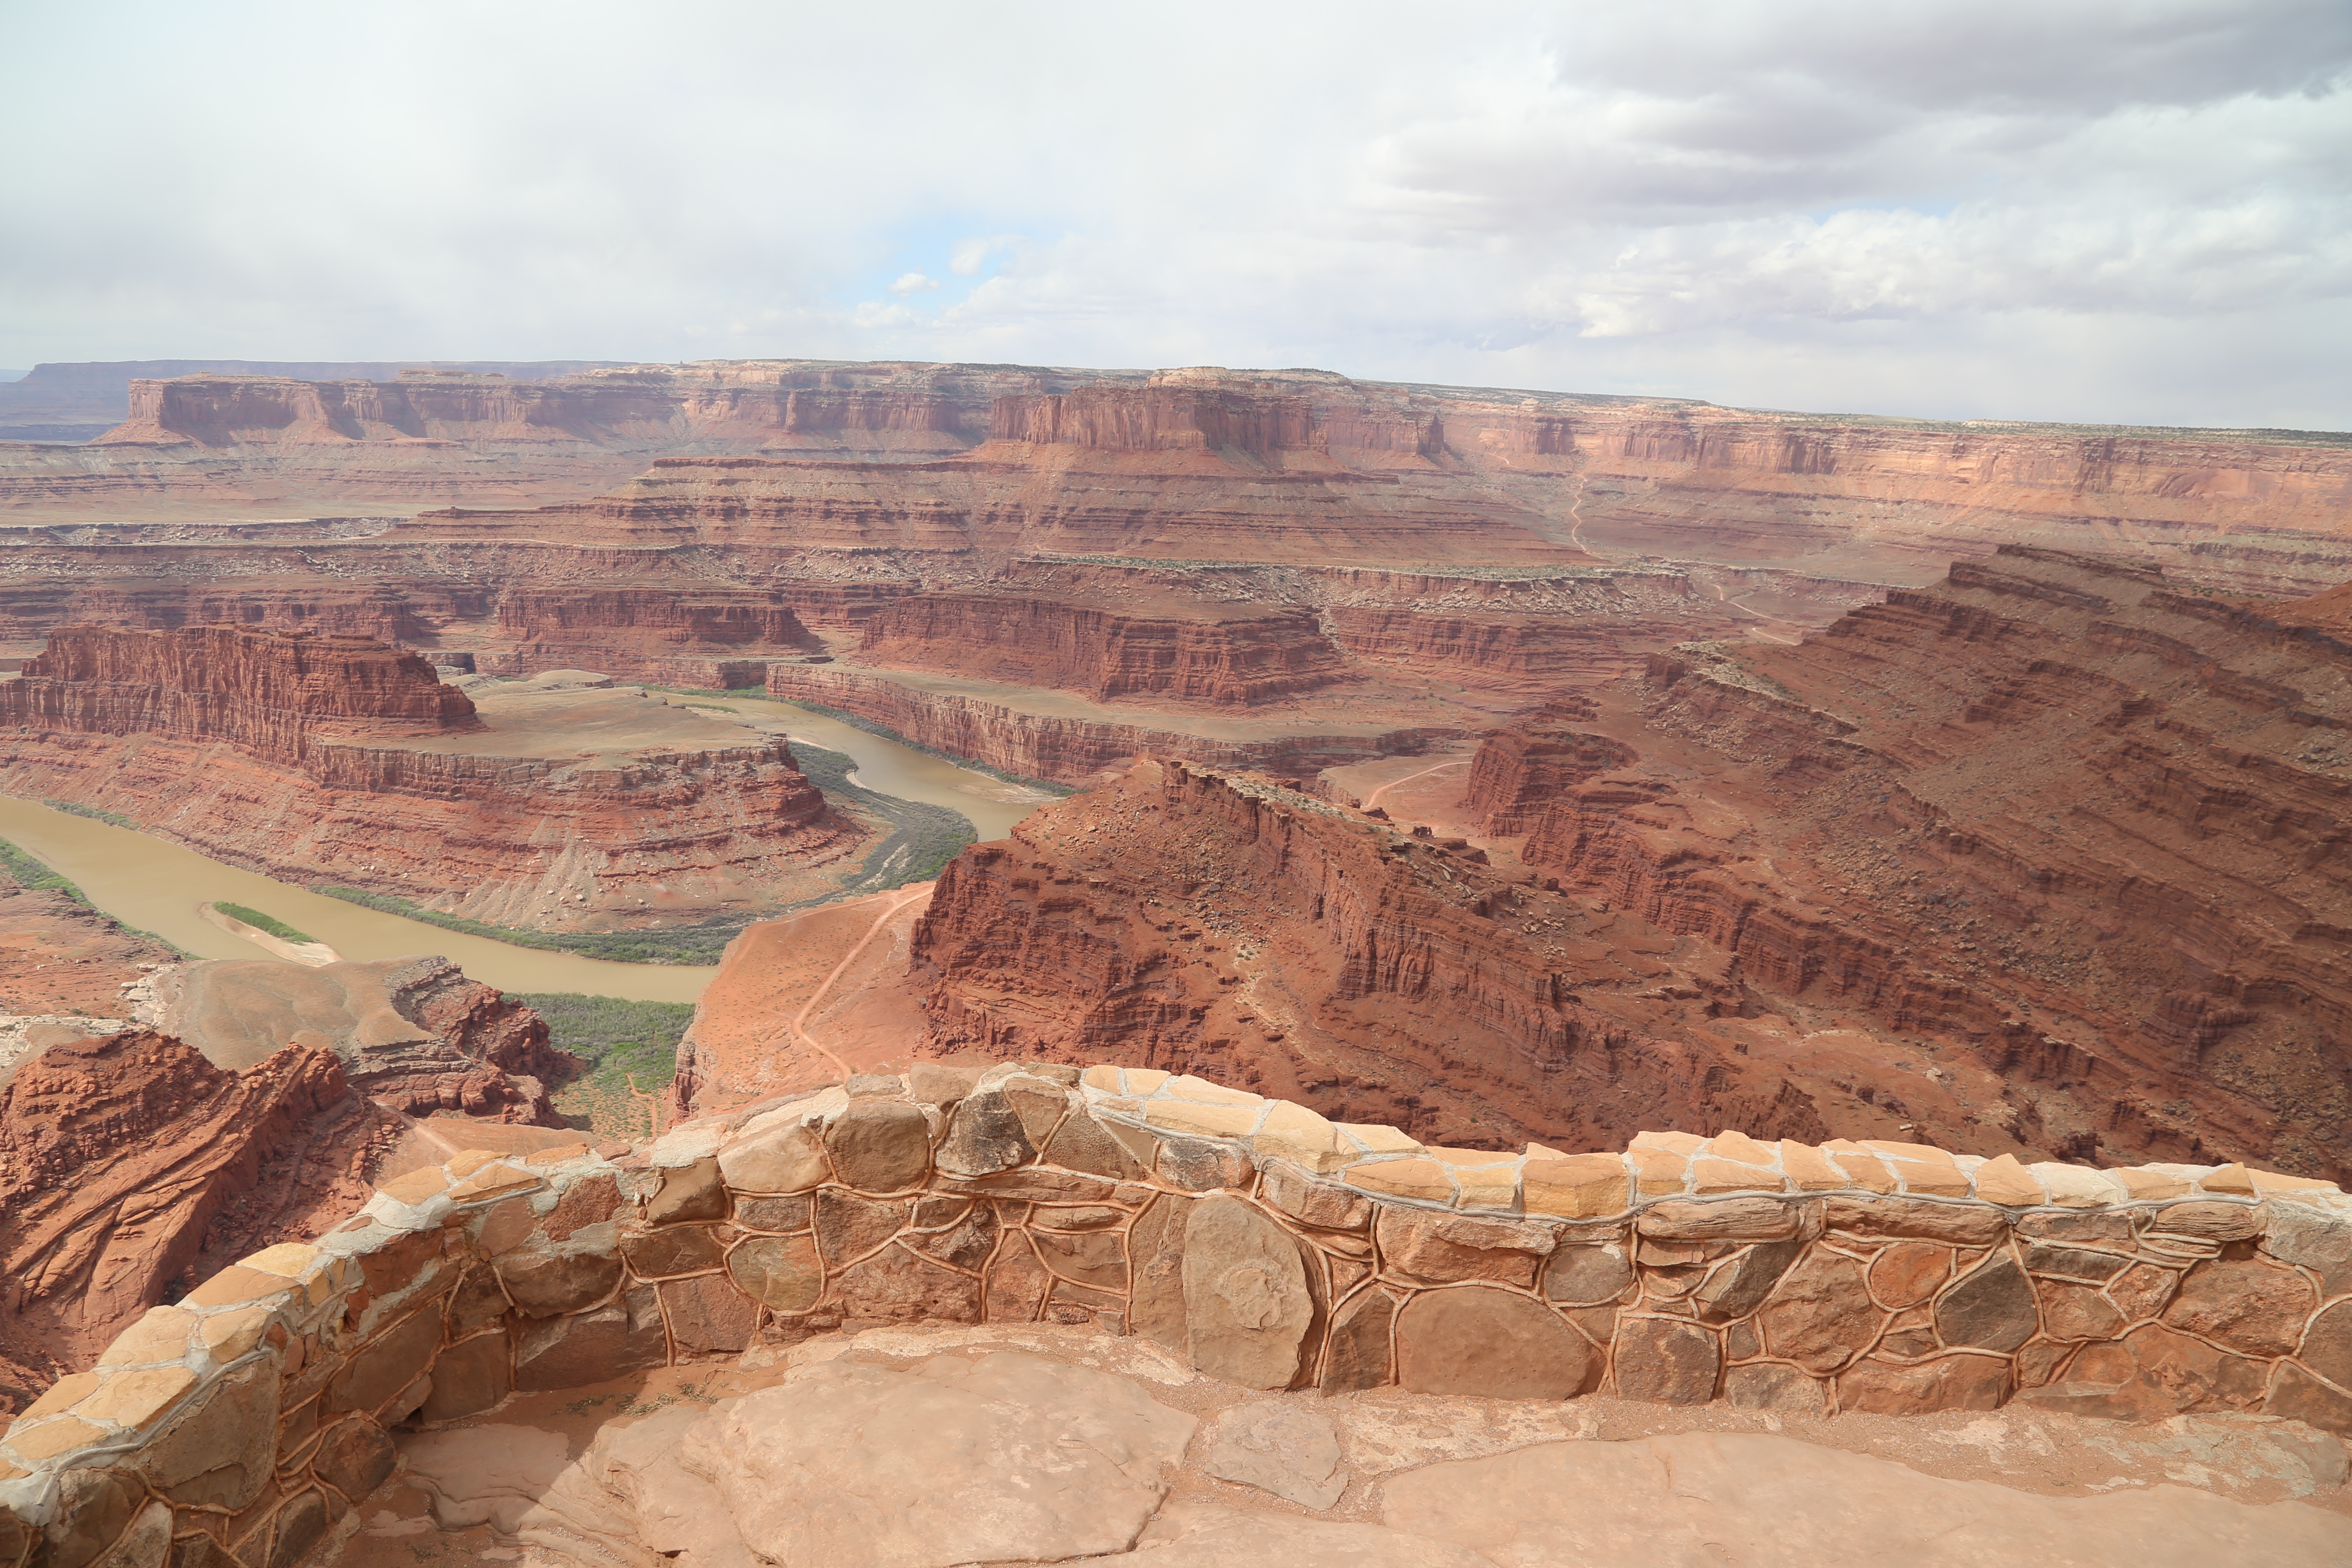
[855,590,1351,706]
[3,623,481,763]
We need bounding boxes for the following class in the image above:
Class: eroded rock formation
[1480,546,2352,1182]
[0,626,862,931]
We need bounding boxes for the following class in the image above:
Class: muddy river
[0,698,1055,1002]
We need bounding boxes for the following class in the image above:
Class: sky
[3,0,2349,428]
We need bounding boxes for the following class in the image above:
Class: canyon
[4,355,2352,1528]
[0,625,867,937]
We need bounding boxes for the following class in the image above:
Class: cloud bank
[2,0,2346,426]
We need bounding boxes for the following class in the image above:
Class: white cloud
[0,0,2346,426]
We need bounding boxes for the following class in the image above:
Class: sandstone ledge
[5,1067,2347,1568]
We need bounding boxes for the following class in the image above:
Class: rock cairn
[4,1063,2347,1568]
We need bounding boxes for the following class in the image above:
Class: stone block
[98,1308,198,1369]
[11,1417,105,1462]
[835,1243,983,1323]
[2039,1281,2126,1342]
[2161,1257,2314,1357]
[727,1235,824,1315]
[1320,1289,1396,1394]
[168,1534,251,1568]
[262,1491,327,1568]
[1252,1101,1351,1175]
[1031,1227,1127,1291]
[1611,1316,1721,1404]
[961,1167,1119,1203]
[1722,1362,1825,1415]
[541,1174,623,1239]
[622,1225,726,1279]
[444,1264,511,1340]
[1522,1155,1631,1219]
[76,1368,196,1431]
[309,1418,395,1501]
[420,1333,509,1422]
[1346,1158,1454,1204]
[647,1157,729,1222]
[1758,1248,1882,1373]
[734,1193,813,1233]
[1202,1403,1348,1509]
[2143,1200,2262,1242]
[136,1359,278,1509]
[1638,1197,1801,1242]
[184,1267,295,1311]
[2260,1197,2352,1297]
[902,1202,1001,1272]
[328,1308,441,1414]
[21,1371,103,1420]
[825,1100,934,1191]
[1375,1207,1550,1289]
[1158,1135,1255,1192]
[984,1231,1053,1324]
[2018,1323,2267,1418]
[493,1250,622,1318]
[1041,1112,1147,1180]
[2033,1163,2121,1207]
[1127,1194,1189,1353]
[1183,1193,1316,1390]
[90,1502,169,1568]
[2106,1261,2180,1322]
[815,1191,910,1268]
[2300,1299,2352,1389]
[1822,1197,2007,1245]
[1838,1353,2012,1415]
[907,1062,982,1107]
[1969,1153,2046,1206]
[42,1467,138,1568]
[1396,1287,1596,1399]
[1692,1240,1801,1323]
[933,1088,1036,1177]
[1865,1242,1951,1309]
[2021,1242,2130,1281]
[475,1196,536,1256]
[1933,1256,2040,1354]
[513,1286,668,1391]
[1542,1240,1635,1306]
[2266,1363,2352,1435]
[1262,1162,1373,1231]
[661,1273,762,1351]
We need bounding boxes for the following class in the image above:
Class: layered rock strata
[1488,546,2352,1182]
[478,587,822,685]
[909,758,2019,1155]
[3,1063,2345,1568]
[854,590,1351,706]
[0,626,858,931]
[763,665,1464,785]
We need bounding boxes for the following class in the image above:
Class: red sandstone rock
[0,1031,366,1404]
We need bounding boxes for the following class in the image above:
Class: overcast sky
[4,0,2348,427]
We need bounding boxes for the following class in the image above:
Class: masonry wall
[5,1064,2350,1568]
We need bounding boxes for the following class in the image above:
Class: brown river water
[0,697,1055,1003]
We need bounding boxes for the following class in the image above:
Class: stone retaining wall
[6,1063,2351,1568]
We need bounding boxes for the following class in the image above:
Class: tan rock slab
[1637,1197,1799,1241]
[1080,1502,1494,1567]
[98,1308,199,1368]
[445,1163,538,1203]
[681,1351,1196,1568]
[1251,1100,1348,1174]
[4,1415,104,1461]
[1183,1193,1315,1390]
[1779,1141,1848,1191]
[1200,1403,1348,1509]
[1628,1146,1690,1195]
[1522,1155,1630,1219]
[1692,1158,1784,1194]
[1146,1099,1260,1139]
[1346,1158,1455,1203]
[1396,1286,1596,1400]
[1378,1429,2352,1566]
[18,1370,102,1420]
[1970,1153,2046,1206]
[77,1366,198,1430]
[184,1266,296,1310]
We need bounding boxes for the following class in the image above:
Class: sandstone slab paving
[1378,1430,2352,1566]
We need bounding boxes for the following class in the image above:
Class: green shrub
[518,992,697,1139]
[212,902,316,943]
